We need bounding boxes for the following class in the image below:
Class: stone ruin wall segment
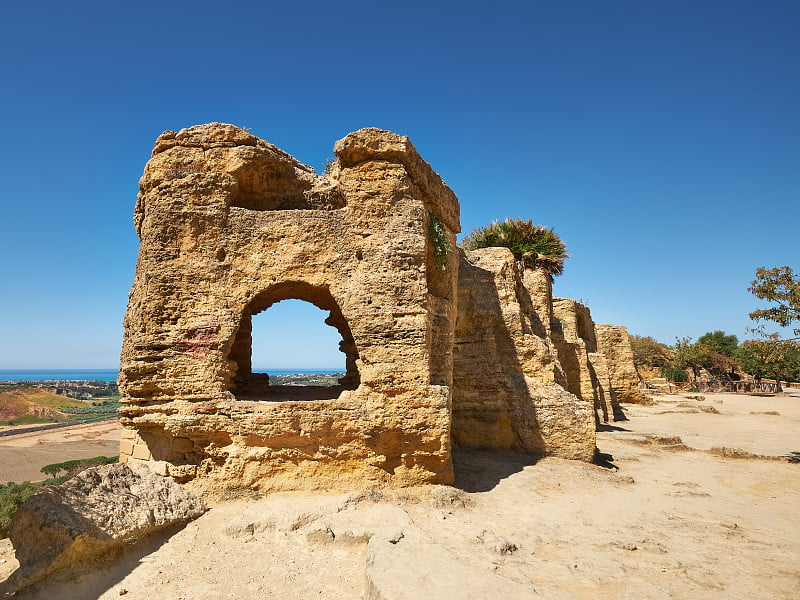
[118,123,640,492]
[119,124,461,491]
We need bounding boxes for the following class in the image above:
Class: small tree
[737,337,800,387]
[743,266,800,390]
[461,218,569,279]
[696,330,739,357]
[748,266,800,338]
[661,366,689,383]
[671,337,709,382]
[693,330,740,377]
[629,335,671,368]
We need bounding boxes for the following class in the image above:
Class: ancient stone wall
[595,324,645,405]
[551,299,598,403]
[451,248,595,460]
[119,124,460,492]
[119,123,642,492]
[548,295,647,421]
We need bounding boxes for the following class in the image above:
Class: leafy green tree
[660,366,688,382]
[692,330,740,376]
[671,337,710,382]
[743,266,800,389]
[461,218,569,279]
[696,330,739,356]
[737,337,800,385]
[748,266,800,338]
[629,335,671,368]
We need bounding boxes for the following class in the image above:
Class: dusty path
[3,391,800,599]
[0,420,121,484]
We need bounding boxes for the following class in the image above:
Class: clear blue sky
[0,1,797,369]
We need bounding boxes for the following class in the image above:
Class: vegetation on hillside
[0,388,81,424]
[0,481,37,537]
[461,218,569,278]
[0,387,119,425]
[0,455,119,537]
[39,455,118,478]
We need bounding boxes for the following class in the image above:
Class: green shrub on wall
[429,213,452,270]
[461,218,568,278]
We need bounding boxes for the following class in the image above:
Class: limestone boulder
[4,463,206,593]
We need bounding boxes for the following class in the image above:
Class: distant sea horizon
[0,368,344,382]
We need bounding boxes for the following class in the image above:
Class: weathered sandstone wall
[522,270,641,419]
[119,123,641,492]
[551,298,629,422]
[595,324,645,404]
[522,267,555,337]
[451,248,595,460]
[119,124,460,492]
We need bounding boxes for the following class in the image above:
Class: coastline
[0,368,345,382]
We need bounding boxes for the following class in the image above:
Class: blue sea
[0,368,343,382]
[0,369,120,382]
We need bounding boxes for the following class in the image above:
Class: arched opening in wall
[228,283,360,401]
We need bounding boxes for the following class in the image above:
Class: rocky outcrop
[4,463,205,594]
[550,298,634,422]
[452,248,595,460]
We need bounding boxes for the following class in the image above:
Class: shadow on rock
[452,448,540,493]
[1,463,205,598]
[612,403,629,421]
[784,451,800,464]
[3,522,188,600]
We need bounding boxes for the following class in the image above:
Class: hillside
[0,388,86,425]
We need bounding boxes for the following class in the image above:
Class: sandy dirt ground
[2,390,799,599]
[0,420,122,484]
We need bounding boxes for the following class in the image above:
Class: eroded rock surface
[452,248,595,460]
[595,324,644,405]
[550,298,640,422]
[118,123,640,491]
[4,463,205,594]
[119,124,460,492]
